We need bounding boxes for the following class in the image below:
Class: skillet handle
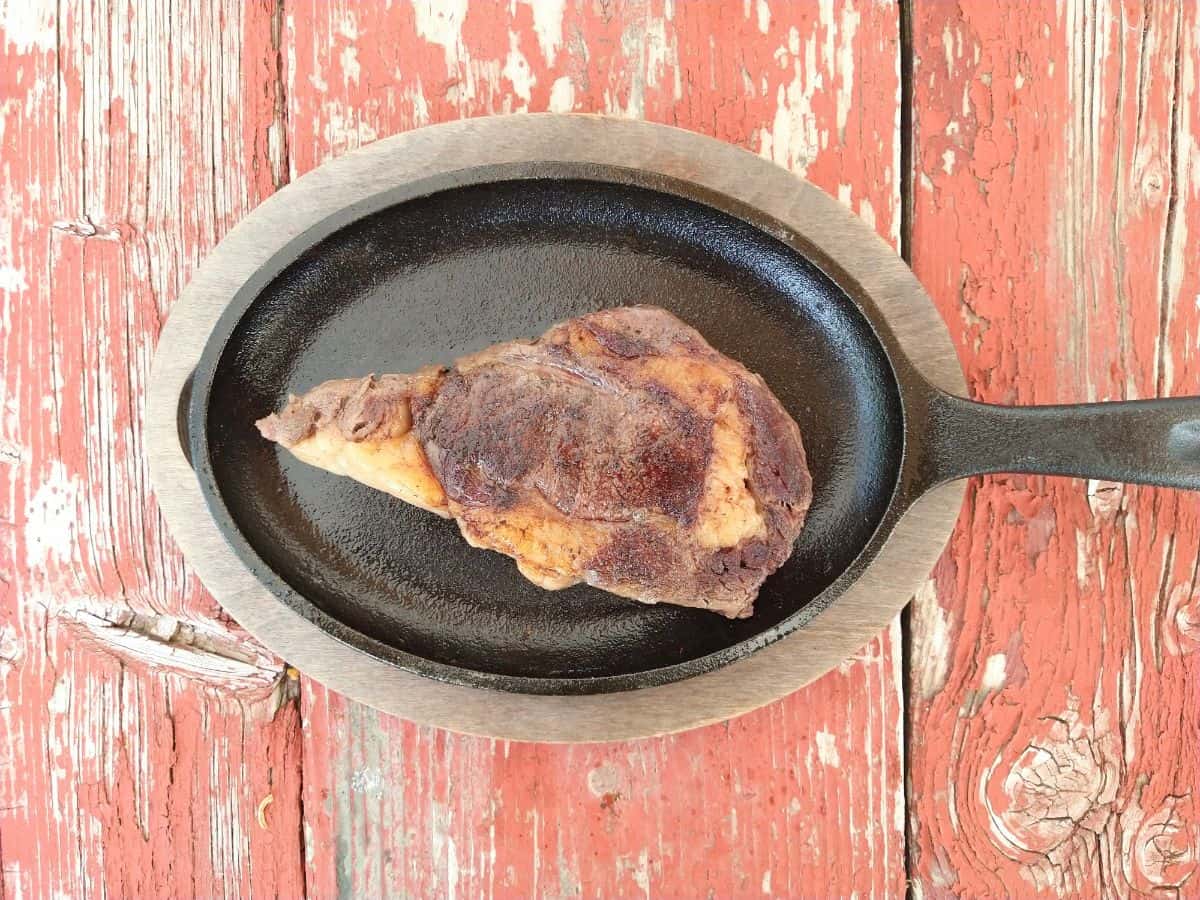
[915,388,1200,491]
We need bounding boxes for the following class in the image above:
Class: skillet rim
[148,114,965,741]
[191,162,904,693]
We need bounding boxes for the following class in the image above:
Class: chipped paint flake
[815,730,841,767]
[502,33,535,107]
[858,197,876,232]
[1075,528,1089,587]
[412,0,469,68]
[349,768,384,797]
[0,0,55,52]
[23,461,79,568]
[340,44,361,86]
[47,675,71,714]
[548,75,574,113]
[980,653,1006,691]
[586,763,621,798]
[756,0,770,35]
[766,27,821,176]
[522,0,567,65]
[0,264,28,293]
[834,3,859,138]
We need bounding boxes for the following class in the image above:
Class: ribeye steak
[256,306,812,618]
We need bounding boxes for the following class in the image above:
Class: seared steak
[256,306,811,617]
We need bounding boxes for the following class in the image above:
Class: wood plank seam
[897,1,919,893]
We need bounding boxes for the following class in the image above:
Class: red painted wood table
[2,2,1197,896]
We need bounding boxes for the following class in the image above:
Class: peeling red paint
[908,1,1200,895]
[0,2,304,897]
[11,1,1195,896]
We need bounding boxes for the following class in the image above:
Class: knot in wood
[986,711,1116,859]
[1124,795,1199,891]
[1164,583,1200,657]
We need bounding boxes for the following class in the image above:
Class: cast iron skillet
[188,161,1200,696]
[193,169,905,694]
[152,116,1200,738]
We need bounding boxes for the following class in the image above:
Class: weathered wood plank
[286,1,906,896]
[908,1,1200,895]
[0,1,304,896]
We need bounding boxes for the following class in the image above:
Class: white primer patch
[502,33,535,107]
[834,3,860,138]
[913,578,951,698]
[47,675,71,715]
[980,653,1006,691]
[413,0,469,68]
[340,44,361,86]
[24,461,79,568]
[350,768,384,797]
[0,265,27,293]
[523,0,567,65]
[815,729,840,767]
[1,0,55,52]
[587,763,621,797]
[756,0,770,34]
[548,75,574,112]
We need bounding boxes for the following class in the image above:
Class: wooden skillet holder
[147,115,966,742]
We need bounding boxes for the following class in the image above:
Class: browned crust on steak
[256,306,812,617]
[257,369,445,448]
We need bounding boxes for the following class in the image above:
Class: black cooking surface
[194,175,903,692]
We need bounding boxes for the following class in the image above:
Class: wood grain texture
[0,1,304,896]
[283,1,907,895]
[28,0,1199,895]
[908,1,1200,896]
